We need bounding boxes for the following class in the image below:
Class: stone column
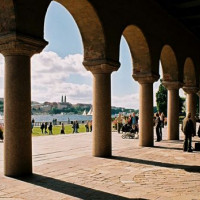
[163,81,182,140]
[84,61,119,157]
[133,74,159,147]
[183,86,199,132]
[0,34,47,177]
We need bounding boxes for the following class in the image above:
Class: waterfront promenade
[0,127,200,200]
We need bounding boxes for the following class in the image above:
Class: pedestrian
[40,123,45,134]
[131,112,138,133]
[182,112,195,152]
[44,122,48,134]
[48,122,53,135]
[85,121,89,132]
[89,121,92,132]
[116,114,123,133]
[159,112,165,140]
[0,124,3,142]
[72,121,76,133]
[60,123,65,134]
[75,120,79,133]
[155,113,161,142]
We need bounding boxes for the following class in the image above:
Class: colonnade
[0,36,199,177]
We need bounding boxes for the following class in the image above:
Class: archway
[159,45,182,140]
[123,25,152,75]
[120,25,158,147]
[183,57,198,128]
[0,0,108,176]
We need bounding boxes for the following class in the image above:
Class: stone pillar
[0,34,47,177]
[183,86,199,132]
[133,74,159,147]
[83,61,119,157]
[163,81,182,140]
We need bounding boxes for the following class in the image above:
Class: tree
[156,80,167,116]
[179,97,186,116]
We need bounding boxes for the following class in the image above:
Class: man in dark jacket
[182,112,195,152]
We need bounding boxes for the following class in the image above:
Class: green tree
[156,80,167,116]
[179,97,186,116]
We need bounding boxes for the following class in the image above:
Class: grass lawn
[32,124,87,136]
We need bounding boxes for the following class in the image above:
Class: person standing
[61,123,65,134]
[159,112,165,141]
[75,121,79,133]
[131,112,138,132]
[89,121,92,132]
[155,113,161,142]
[182,112,195,152]
[85,121,89,132]
[40,123,45,134]
[0,124,3,142]
[116,114,123,133]
[48,122,53,135]
[72,121,76,133]
[44,122,48,134]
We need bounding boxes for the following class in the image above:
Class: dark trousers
[117,123,122,133]
[183,134,192,151]
[159,127,162,140]
[156,126,161,141]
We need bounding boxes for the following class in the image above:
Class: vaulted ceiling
[156,0,200,40]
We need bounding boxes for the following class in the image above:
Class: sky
[0,2,184,109]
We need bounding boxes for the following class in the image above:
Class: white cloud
[31,51,92,103]
[32,51,90,77]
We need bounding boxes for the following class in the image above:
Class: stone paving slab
[0,127,200,199]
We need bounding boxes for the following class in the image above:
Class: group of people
[40,122,53,134]
[72,120,79,133]
[154,112,165,142]
[114,112,139,134]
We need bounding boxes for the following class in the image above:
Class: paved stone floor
[0,127,200,200]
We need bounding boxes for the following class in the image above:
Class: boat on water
[82,110,87,116]
[87,107,93,116]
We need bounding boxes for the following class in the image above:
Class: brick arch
[184,57,196,86]
[122,25,152,75]
[160,45,179,81]
[0,0,107,62]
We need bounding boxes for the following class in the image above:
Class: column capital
[132,72,159,84]
[83,59,120,74]
[183,86,199,94]
[0,33,48,56]
[162,81,183,90]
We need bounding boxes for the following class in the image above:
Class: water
[31,114,92,123]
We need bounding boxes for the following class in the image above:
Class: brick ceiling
[156,0,200,39]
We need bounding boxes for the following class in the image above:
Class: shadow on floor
[159,140,184,143]
[153,145,183,151]
[18,174,149,200]
[111,156,200,173]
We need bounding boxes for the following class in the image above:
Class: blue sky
[0,1,185,109]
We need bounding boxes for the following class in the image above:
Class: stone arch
[183,57,196,86]
[0,0,106,62]
[122,25,152,75]
[160,45,179,81]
